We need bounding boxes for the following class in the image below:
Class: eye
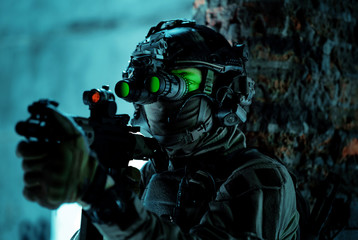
[171,68,202,92]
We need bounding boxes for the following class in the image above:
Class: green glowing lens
[148,76,160,93]
[117,81,130,97]
[171,68,202,92]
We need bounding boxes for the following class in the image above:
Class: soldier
[17,19,299,239]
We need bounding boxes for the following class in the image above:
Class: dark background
[193,0,358,238]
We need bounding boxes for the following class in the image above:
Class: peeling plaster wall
[0,1,193,239]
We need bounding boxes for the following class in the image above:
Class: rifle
[16,85,167,240]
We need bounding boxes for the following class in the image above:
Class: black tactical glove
[16,106,98,209]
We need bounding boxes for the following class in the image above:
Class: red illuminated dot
[92,91,100,103]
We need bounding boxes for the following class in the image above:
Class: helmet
[115,19,254,143]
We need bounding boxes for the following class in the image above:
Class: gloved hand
[16,106,98,209]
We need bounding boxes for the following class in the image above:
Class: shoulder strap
[229,147,310,237]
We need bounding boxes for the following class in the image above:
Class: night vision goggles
[115,62,200,104]
[115,19,255,125]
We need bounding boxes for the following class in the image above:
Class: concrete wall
[0,1,193,239]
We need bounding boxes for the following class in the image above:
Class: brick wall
[193,0,358,235]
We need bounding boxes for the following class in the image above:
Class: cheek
[143,102,172,127]
[142,97,211,136]
[143,101,190,135]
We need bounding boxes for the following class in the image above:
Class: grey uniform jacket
[81,148,300,240]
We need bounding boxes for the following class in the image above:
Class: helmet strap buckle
[203,70,214,95]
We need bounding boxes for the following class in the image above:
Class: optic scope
[83,85,117,118]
